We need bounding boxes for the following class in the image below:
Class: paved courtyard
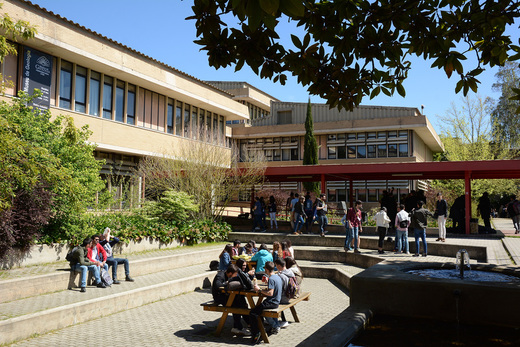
[11,278,349,347]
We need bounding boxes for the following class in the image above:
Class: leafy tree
[433,94,519,201]
[189,1,520,110]
[302,99,319,193]
[0,92,105,258]
[138,131,265,221]
[490,61,520,149]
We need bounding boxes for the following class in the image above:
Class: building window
[74,65,86,113]
[199,109,205,140]
[184,104,191,137]
[399,143,408,157]
[175,103,182,136]
[327,189,337,202]
[59,60,72,109]
[103,76,113,119]
[347,146,356,159]
[357,132,366,140]
[167,102,174,134]
[377,144,387,157]
[328,146,337,159]
[368,189,378,202]
[219,116,225,144]
[347,133,356,140]
[278,110,292,124]
[399,130,408,138]
[358,189,366,202]
[357,145,366,158]
[282,149,290,161]
[192,107,198,139]
[338,146,346,159]
[367,132,376,139]
[206,112,212,141]
[338,189,346,202]
[127,84,136,125]
[367,145,376,158]
[115,80,124,122]
[388,143,398,157]
[377,131,386,139]
[89,71,100,116]
[291,148,299,160]
[213,115,218,143]
[273,149,281,161]
[388,131,397,138]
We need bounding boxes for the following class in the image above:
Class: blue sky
[29,0,519,132]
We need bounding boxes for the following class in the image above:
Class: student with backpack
[274,258,299,330]
[395,204,410,254]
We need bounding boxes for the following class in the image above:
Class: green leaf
[259,0,279,15]
[279,0,305,17]
[396,83,406,97]
[291,34,302,49]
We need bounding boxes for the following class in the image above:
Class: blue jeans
[106,257,130,279]
[317,215,328,234]
[414,228,427,255]
[294,213,305,233]
[252,214,264,230]
[396,229,409,253]
[346,226,359,250]
[72,263,101,287]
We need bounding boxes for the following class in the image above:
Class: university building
[1,0,443,209]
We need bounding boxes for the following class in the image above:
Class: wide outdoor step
[0,261,217,345]
[229,232,488,262]
[0,246,221,303]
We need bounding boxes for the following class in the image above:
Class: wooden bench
[201,291,311,343]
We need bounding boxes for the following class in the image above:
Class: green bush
[45,211,231,247]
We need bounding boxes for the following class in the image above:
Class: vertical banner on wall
[22,47,53,111]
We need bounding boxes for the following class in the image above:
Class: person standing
[435,192,449,241]
[374,207,391,254]
[251,197,265,232]
[410,200,434,257]
[293,196,305,235]
[345,200,363,253]
[477,192,492,231]
[268,195,278,230]
[303,192,314,233]
[290,193,300,230]
[315,193,329,237]
[395,204,410,254]
[286,192,294,222]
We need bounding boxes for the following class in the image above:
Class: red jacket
[87,243,107,263]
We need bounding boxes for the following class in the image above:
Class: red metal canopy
[263,160,520,182]
[261,160,520,235]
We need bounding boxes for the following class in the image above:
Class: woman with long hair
[218,244,233,271]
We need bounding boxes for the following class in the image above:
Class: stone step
[0,261,217,345]
[0,246,222,303]
[229,232,488,262]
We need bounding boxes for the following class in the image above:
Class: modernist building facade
[1,0,443,208]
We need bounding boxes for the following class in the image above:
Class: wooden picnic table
[201,285,311,344]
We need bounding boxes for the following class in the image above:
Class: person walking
[374,207,391,254]
[410,200,434,257]
[293,196,305,235]
[435,192,449,241]
[507,195,520,234]
[477,192,492,231]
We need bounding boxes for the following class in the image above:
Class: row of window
[58,59,226,145]
[328,130,408,141]
[327,188,409,203]
[328,143,409,159]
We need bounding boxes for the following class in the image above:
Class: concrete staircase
[2,227,494,346]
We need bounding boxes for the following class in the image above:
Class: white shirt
[374,210,391,228]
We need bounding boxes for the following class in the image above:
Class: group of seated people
[68,227,134,292]
[214,240,303,344]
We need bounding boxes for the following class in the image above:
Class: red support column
[321,174,326,194]
[465,171,472,235]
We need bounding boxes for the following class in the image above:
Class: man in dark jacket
[211,264,250,336]
[410,200,434,257]
[69,237,106,292]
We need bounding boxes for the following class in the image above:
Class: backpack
[65,246,79,262]
[304,198,313,211]
[398,214,408,228]
[209,260,219,271]
[285,276,300,299]
[100,268,113,286]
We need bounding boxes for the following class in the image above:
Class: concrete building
[1,0,443,209]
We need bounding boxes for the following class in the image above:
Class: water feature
[456,249,470,278]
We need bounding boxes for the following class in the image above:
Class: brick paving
[10,277,349,347]
[3,226,520,346]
